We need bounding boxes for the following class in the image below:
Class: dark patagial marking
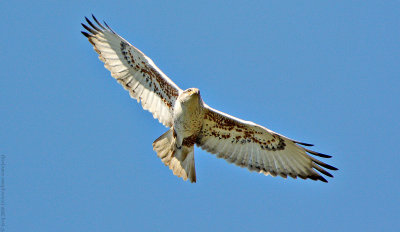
[204,110,286,151]
[119,41,179,109]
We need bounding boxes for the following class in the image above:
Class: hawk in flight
[81,15,337,183]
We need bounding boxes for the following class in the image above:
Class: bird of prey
[81,15,337,183]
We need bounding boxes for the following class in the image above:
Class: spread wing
[81,15,182,127]
[197,105,338,182]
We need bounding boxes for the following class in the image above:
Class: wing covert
[82,15,182,127]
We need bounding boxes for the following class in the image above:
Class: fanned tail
[152,129,196,183]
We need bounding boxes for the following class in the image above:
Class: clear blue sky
[2,1,399,231]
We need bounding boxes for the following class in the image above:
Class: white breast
[173,92,205,138]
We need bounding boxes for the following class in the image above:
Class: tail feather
[152,129,197,183]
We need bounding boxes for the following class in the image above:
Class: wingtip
[315,153,332,158]
[92,14,106,30]
[305,148,332,158]
[81,31,90,37]
[91,14,98,23]
[308,175,328,183]
[103,20,116,33]
[319,177,328,183]
[296,141,314,147]
[85,16,101,32]
[81,23,96,34]
[330,166,339,171]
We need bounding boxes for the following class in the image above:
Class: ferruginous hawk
[81,15,338,183]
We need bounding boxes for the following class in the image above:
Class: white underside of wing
[197,104,334,181]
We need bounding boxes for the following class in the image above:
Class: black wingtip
[81,23,96,34]
[312,157,338,171]
[305,148,332,158]
[296,141,314,147]
[319,176,328,183]
[84,16,90,24]
[324,173,334,178]
[315,165,334,178]
[309,175,328,183]
[81,31,91,37]
[330,166,339,171]
[85,16,101,32]
[321,163,337,171]
[103,20,115,33]
[92,14,106,30]
[314,153,332,158]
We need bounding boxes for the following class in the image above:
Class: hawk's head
[184,88,200,95]
[179,88,202,105]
